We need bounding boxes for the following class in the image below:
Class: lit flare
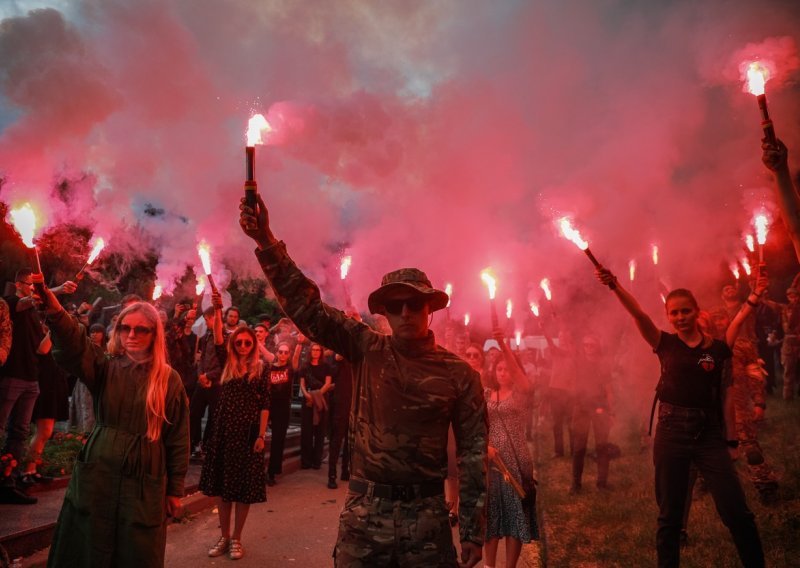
[730,263,741,280]
[246,114,272,146]
[741,257,752,276]
[745,62,769,97]
[152,283,163,301]
[558,217,589,250]
[540,278,552,301]
[506,299,513,319]
[745,234,755,253]
[444,283,453,308]
[754,214,769,246]
[340,255,352,280]
[515,331,522,348]
[651,244,659,266]
[629,260,636,282]
[530,302,540,317]
[464,313,470,326]
[8,203,38,248]
[481,270,497,300]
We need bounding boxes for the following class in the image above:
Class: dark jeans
[328,413,350,480]
[654,403,764,568]
[549,388,573,456]
[571,405,611,487]
[301,404,327,468]
[0,377,40,477]
[189,383,221,449]
[268,398,291,476]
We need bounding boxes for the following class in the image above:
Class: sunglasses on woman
[383,297,428,315]
[235,339,254,348]
[119,325,153,336]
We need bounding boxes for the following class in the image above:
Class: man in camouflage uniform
[240,195,487,567]
[779,287,800,400]
[710,306,779,503]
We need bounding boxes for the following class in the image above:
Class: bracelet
[746,299,758,308]
[725,440,739,449]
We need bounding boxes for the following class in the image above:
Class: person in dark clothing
[190,306,226,457]
[167,308,199,398]
[328,352,353,489]
[266,342,294,486]
[0,269,75,505]
[298,342,333,472]
[596,267,765,568]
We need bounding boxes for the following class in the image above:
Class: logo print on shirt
[698,354,715,372]
[270,369,289,385]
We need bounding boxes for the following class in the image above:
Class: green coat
[47,311,189,568]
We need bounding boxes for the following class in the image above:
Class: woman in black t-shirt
[266,342,295,486]
[298,343,333,471]
[596,268,765,568]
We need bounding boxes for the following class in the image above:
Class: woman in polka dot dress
[199,294,270,561]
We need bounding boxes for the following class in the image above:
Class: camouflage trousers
[732,385,778,499]
[334,488,457,567]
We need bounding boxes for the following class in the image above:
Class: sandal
[208,536,230,557]
[229,539,244,560]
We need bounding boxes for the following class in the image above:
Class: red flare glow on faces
[730,263,741,280]
[540,278,552,301]
[87,237,105,264]
[197,240,213,275]
[246,113,272,146]
[629,260,636,282]
[741,257,752,276]
[558,217,589,250]
[480,269,497,300]
[530,302,540,317]
[7,203,39,248]
[744,61,770,96]
[651,244,659,266]
[745,234,755,253]
[506,299,513,319]
[445,283,453,307]
[340,255,352,280]
[754,214,769,245]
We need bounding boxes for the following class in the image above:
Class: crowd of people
[0,137,796,567]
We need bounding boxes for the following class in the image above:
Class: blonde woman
[200,297,270,561]
[38,281,189,568]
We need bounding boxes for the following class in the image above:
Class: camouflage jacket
[255,242,487,544]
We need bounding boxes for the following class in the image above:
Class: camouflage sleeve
[0,298,10,366]
[255,242,372,362]
[454,367,488,544]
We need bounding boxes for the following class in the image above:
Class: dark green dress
[46,311,189,568]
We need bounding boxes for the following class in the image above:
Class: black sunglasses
[383,297,428,315]
[119,324,154,336]
[277,349,290,355]
[235,339,254,347]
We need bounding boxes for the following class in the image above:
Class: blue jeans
[653,402,764,568]
[0,377,40,476]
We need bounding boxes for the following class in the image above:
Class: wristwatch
[726,440,739,449]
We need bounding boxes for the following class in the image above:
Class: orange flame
[152,283,163,301]
[629,260,636,282]
[558,217,589,250]
[87,238,105,264]
[445,283,453,308]
[464,313,470,326]
[506,299,513,319]
[480,269,497,300]
[540,278,552,301]
[196,274,206,296]
[515,330,522,347]
[741,257,752,276]
[745,62,769,96]
[744,234,755,253]
[246,113,272,146]
[651,244,659,266]
[340,255,352,280]
[530,302,540,317]
[8,203,38,248]
[197,240,213,275]
[730,263,741,280]
[753,214,769,246]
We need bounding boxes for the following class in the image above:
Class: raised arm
[596,267,661,349]
[239,194,370,361]
[726,278,767,348]
[493,326,530,394]
[211,292,224,346]
[763,138,800,262]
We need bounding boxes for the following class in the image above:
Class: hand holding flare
[245,114,272,210]
[76,238,105,281]
[744,62,777,144]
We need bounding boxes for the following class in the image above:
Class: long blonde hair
[108,302,172,442]
[221,327,262,383]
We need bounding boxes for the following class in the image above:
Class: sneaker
[208,536,229,557]
[327,478,338,489]
[229,539,244,560]
[0,486,38,505]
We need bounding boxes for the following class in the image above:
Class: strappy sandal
[207,536,230,557]
[229,539,244,560]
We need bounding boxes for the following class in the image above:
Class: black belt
[348,477,444,501]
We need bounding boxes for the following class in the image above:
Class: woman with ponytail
[200,293,270,560]
[37,281,189,568]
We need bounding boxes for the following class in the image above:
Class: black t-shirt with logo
[299,362,331,392]
[655,332,732,408]
[268,362,294,405]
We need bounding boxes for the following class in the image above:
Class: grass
[535,398,800,567]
